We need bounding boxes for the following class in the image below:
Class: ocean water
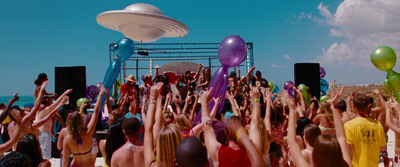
[0,96,35,107]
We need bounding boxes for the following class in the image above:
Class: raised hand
[201,87,213,104]
[11,93,19,103]
[150,82,163,99]
[213,96,221,105]
[249,85,260,101]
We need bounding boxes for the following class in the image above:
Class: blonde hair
[320,102,334,126]
[156,124,182,167]
[67,111,85,139]
[176,114,192,131]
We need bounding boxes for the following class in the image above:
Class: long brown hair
[312,135,349,167]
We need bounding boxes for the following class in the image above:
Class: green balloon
[77,98,89,108]
[320,95,329,102]
[268,82,274,91]
[298,84,310,107]
[371,46,396,71]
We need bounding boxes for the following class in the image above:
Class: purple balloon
[288,87,295,98]
[194,66,229,124]
[284,81,294,90]
[320,67,326,78]
[218,35,247,68]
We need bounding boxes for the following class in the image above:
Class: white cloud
[271,64,284,68]
[284,54,292,61]
[296,12,325,24]
[317,0,400,67]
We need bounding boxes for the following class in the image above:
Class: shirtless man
[385,96,400,167]
[373,90,389,167]
[111,117,143,167]
[37,96,64,160]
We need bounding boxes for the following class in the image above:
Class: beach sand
[49,157,104,167]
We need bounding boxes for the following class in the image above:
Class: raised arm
[141,96,148,124]
[191,63,203,83]
[247,66,256,81]
[248,85,262,152]
[22,81,48,125]
[153,90,164,146]
[86,87,105,136]
[32,96,68,129]
[227,114,266,167]
[328,86,352,166]
[129,89,139,115]
[189,92,200,122]
[182,91,192,115]
[284,91,310,167]
[0,93,19,123]
[386,99,400,134]
[151,67,159,83]
[263,88,273,140]
[294,87,307,112]
[209,96,221,119]
[144,83,163,167]
[226,91,240,116]
[201,88,221,165]
[30,87,72,126]
[237,68,241,80]
[0,118,26,155]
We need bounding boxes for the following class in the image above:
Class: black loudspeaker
[294,63,320,100]
[55,66,86,109]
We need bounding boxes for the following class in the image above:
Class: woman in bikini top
[312,102,336,136]
[62,88,106,167]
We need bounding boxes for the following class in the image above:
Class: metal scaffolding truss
[109,42,254,83]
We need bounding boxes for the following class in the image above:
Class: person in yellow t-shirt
[344,93,386,167]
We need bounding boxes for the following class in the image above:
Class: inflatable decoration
[101,38,135,106]
[371,46,400,102]
[320,66,326,79]
[284,81,295,98]
[87,85,99,103]
[194,35,247,123]
[298,84,311,107]
[97,3,188,43]
[273,84,279,94]
[320,79,329,93]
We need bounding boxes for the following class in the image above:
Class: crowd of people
[0,64,399,167]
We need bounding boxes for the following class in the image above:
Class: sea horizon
[0,95,35,107]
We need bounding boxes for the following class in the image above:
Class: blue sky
[1,0,399,95]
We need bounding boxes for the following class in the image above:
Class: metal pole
[208,57,212,72]
[136,59,139,84]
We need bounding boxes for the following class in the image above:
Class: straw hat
[97,3,189,42]
[125,74,136,82]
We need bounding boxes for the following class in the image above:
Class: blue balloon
[273,84,279,94]
[320,79,329,92]
[103,60,122,89]
[115,38,135,61]
[321,91,327,96]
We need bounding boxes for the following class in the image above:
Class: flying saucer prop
[97,3,189,42]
